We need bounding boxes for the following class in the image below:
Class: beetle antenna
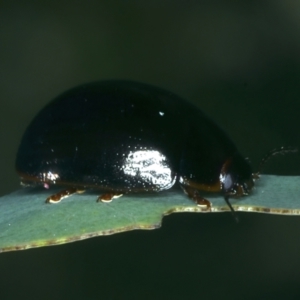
[254,146,298,177]
[224,196,239,223]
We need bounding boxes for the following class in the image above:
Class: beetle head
[219,147,297,222]
[219,153,254,197]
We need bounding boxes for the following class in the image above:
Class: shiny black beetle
[15,80,294,213]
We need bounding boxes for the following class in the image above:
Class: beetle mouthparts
[224,196,239,223]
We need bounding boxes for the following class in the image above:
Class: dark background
[1,1,300,299]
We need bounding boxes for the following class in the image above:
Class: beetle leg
[46,188,85,204]
[181,186,211,211]
[97,193,123,203]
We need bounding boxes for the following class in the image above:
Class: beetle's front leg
[181,185,211,211]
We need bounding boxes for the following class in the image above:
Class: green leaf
[0,175,299,253]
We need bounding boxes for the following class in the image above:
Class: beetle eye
[220,173,234,192]
[224,174,233,191]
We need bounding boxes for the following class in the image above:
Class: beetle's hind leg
[46,188,85,203]
[181,186,211,211]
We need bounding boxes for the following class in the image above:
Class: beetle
[15,80,295,215]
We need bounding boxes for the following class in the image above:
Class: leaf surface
[0,175,299,252]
